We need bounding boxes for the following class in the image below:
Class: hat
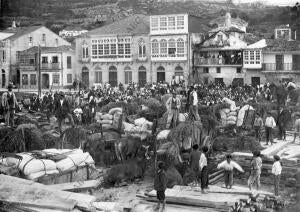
[7,84,13,89]
[256,112,260,116]
[273,155,280,161]
[226,154,232,159]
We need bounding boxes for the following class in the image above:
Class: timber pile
[139,185,273,212]
[232,142,300,187]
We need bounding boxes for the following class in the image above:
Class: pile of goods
[219,98,255,127]
[95,107,123,130]
[100,101,139,115]
[136,98,167,121]
[123,117,153,140]
[0,149,95,181]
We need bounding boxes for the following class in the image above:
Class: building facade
[0,25,70,88]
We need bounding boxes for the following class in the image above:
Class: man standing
[2,84,17,127]
[277,107,289,141]
[272,155,282,197]
[253,113,264,142]
[293,113,300,143]
[54,92,75,133]
[166,92,180,129]
[265,112,276,145]
[200,146,209,194]
[154,161,167,212]
[189,144,201,185]
[189,86,200,121]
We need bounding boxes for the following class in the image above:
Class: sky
[233,0,298,6]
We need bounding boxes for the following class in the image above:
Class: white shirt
[265,116,276,128]
[60,99,63,106]
[192,91,198,106]
[199,153,207,171]
[272,161,282,176]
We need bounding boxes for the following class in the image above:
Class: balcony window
[160,17,167,30]
[244,50,260,65]
[177,38,184,57]
[82,45,89,59]
[138,38,146,58]
[22,74,28,85]
[160,39,167,57]
[111,44,117,55]
[30,74,36,85]
[67,74,72,83]
[168,16,176,30]
[92,44,97,59]
[177,16,184,30]
[151,39,159,56]
[250,51,254,64]
[95,71,102,83]
[67,56,72,69]
[168,39,176,57]
[52,74,60,84]
[216,67,221,73]
[52,56,58,64]
[29,59,35,65]
[42,57,48,63]
[203,67,209,73]
[255,50,260,64]
[151,17,159,31]
[125,43,131,57]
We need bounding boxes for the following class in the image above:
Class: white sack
[156,130,170,140]
[109,107,123,115]
[56,152,95,172]
[26,169,59,180]
[101,114,113,120]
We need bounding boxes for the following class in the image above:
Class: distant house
[59,26,88,38]
[0,24,71,88]
[209,13,248,33]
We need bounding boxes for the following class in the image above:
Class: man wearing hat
[188,86,200,121]
[53,91,74,132]
[1,83,17,127]
[165,91,181,129]
[265,112,276,145]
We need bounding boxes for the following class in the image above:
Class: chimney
[12,21,16,28]
[225,12,231,28]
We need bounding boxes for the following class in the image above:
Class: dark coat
[154,169,167,191]
[54,99,71,119]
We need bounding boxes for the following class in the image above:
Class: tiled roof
[88,14,150,36]
[63,26,87,31]
[275,24,290,29]
[264,39,300,51]
[244,33,261,45]
[2,26,44,41]
[20,45,74,54]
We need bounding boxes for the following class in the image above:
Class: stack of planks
[0,174,97,212]
[232,142,300,187]
[138,185,273,212]
[208,170,224,185]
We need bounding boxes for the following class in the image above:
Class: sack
[56,152,94,172]
[227,116,237,123]
[228,111,237,117]
[101,114,113,120]
[178,113,186,122]
[134,117,152,127]
[156,130,171,140]
[221,108,230,114]
[26,169,59,180]
[227,120,236,125]
[99,120,113,125]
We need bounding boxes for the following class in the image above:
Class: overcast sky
[235,0,298,6]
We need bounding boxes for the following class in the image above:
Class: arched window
[160,39,167,57]
[82,42,89,59]
[175,66,183,71]
[175,65,184,83]
[82,66,89,72]
[109,66,117,71]
[138,66,146,71]
[177,38,185,57]
[157,66,165,72]
[168,39,176,57]
[138,38,146,58]
[95,65,102,83]
[151,39,159,57]
[124,66,132,84]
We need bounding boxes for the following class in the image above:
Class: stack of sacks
[219,98,240,126]
[123,117,153,140]
[237,105,254,127]
[3,149,95,180]
[5,153,58,180]
[96,107,123,130]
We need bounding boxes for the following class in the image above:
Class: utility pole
[37,45,41,97]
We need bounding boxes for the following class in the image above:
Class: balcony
[41,63,61,70]
[262,63,300,73]
[194,57,242,66]
[151,53,187,61]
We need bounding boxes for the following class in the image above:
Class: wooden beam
[47,179,102,191]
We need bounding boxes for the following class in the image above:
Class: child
[248,151,262,192]
[199,146,209,194]
[272,155,282,196]
[189,144,201,184]
[217,154,244,189]
[154,161,167,212]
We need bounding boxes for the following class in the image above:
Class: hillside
[0,0,297,37]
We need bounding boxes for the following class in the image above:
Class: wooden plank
[0,174,96,211]
[24,207,82,212]
[261,142,290,157]
[47,179,102,191]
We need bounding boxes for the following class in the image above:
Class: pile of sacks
[1,149,95,180]
[123,117,153,140]
[219,98,254,127]
[95,107,123,130]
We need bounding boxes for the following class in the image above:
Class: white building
[59,26,88,38]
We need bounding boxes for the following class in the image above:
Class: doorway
[109,71,118,87]
[251,77,260,87]
[276,55,284,70]
[138,71,146,87]
[42,74,50,89]
[82,67,89,88]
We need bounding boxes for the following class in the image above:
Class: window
[177,16,184,29]
[216,67,221,73]
[138,39,146,58]
[125,71,132,84]
[52,56,58,63]
[217,34,223,41]
[203,67,209,73]
[42,57,48,63]
[2,50,6,63]
[244,50,249,64]
[151,39,159,56]
[168,16,176,30]
[111,43,117,55]
[118,43,124,55]
[168,39,176,56]
[52,74,60,84]
[22,75,28,85]
[67,56,71,69]
[30,74,36,85]
[177,38,184,57]
[160,39,167,57]
[151,17,159,31]
[236,67,242,73]
[124,43,131,56]
[160,17,167,30]
[29,59,35,65]
[55,38,58,46]
[95,71,102,83]
[92,43,98,59]
[42,34,46,42]
[67,74,72,83]
[250,51,255,64]
[82,44,89,59]
[29,36,33,44]
[255,50,260,64]
[104,44,109,55]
